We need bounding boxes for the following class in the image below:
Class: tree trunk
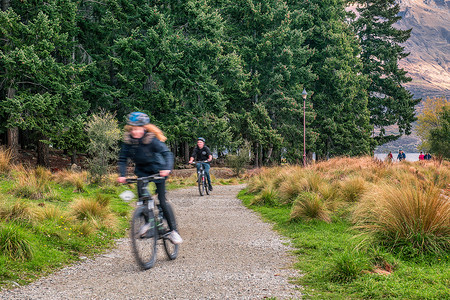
[264,146,273,164]
[6,87,19,158]
[254,143,259,168]
[2,0,10,11]
[259,145,263,167]
[71,148,77,165]
[184,141,190,163]
[7,127,19,157]
[37,134,50,167]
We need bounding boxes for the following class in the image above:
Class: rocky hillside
[367,0,449,152]
[396,0,450,99]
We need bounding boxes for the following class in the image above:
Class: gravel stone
[1,185,303,299]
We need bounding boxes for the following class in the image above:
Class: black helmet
[197,137,205,142]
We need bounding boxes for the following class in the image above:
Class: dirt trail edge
[1,184,303,300]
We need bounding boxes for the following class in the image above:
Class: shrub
[354,182,450,256]
[226,142,252,177]
[290,192,330,222]
[0,224,34,261]
[85,111,121,183]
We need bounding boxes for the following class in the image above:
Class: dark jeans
[142,180,177,231]
[196,162,212,187]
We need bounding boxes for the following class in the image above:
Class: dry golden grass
[250,186,279,206]
[0,147,13,174]
[69,196,118,231]
[354,180,450,254]
[36,204,68,221]
[0,200,38,224]
[11,165,54,200]
[339,176,368,202]
[53,170,89,192]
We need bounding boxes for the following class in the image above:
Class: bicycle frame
[123,175,178,269]
[192,161,209,196]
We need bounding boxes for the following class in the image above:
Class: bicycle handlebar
[125,174,165,184]
[190,161,209,164]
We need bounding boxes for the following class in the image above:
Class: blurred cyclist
[117,112,182,244]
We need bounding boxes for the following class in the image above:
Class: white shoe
[138,223,151,237]
[168,231,183,244]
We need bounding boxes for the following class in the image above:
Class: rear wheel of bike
[130,206,157,270]
[162,216,179,260]
[198,175,205,196]
[204,177,210,195]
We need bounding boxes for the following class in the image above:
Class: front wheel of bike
[130,206,157,270]
[198,175,205,196]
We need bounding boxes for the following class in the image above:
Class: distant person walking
[387,151,393,162]
[397,150,406,161]
[419,152,425,161]
[424,152,432,160]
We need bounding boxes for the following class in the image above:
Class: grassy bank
[240,157,450,299]
[0,166,132,290]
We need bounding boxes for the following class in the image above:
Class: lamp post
[302,88,308,166]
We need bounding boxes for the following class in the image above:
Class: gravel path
[1,185,303,299]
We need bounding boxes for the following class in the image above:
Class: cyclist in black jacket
[189,137,213,191]
[117,112,182,244]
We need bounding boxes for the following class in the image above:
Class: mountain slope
[396,0,450,99]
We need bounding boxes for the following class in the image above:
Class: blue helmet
[127,112,150,126]
[197,137,205,142]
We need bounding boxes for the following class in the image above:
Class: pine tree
[0,1,88,166]
[220,0,315,164]
[292,0,372,158]
[354,0,420,145]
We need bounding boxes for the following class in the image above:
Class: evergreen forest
[0,0,420,166]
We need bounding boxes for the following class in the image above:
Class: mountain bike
[192,161,209,196]
[119,175,179,270]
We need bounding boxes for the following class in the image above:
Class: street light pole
[302,89,308,166]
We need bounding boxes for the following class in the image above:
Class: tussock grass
[11,166,54,200]
[0,200,38,225]
[0,147,13,175]
[327,250,370,283]
[70,197,118,231]
[354,181,450,256]
[36,204,67,221]
[250,186,279,206]
[339,176,367,202]
[0,224,34,261]
[290,192,330,222]
[247,156,450,256]
[53,170,89,192]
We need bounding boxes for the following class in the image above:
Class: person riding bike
[117,112,182,244]
[189,137,213,191]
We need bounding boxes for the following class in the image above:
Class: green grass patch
[0,173,133,291]
[238,189,450,299]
